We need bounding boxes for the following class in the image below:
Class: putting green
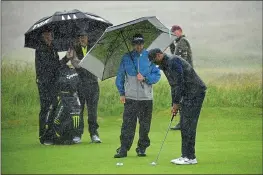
[1,107,262,174]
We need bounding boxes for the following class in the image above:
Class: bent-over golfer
[169,25,193,131]
[114,34,161,158]
[148,48,206,165]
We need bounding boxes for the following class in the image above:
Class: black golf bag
[43,65,82,144]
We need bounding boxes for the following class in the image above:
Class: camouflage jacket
[169,35,193,67]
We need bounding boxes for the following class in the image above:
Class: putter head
[151,162,157,166]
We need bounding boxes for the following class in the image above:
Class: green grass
[1,108,262,174]
[1,61,262,174]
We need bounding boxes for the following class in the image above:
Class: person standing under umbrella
[169,25,193,130]
[148,48,206,165]
[36,27,73,145]
[114,34,161,158]
[69,30,101,144]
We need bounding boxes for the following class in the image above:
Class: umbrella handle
[120,31,145,89]
[69,42,74,50]
[169,27,172,39]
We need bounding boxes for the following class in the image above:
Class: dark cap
[77,30,88,36]
[148,48,162,62]
[171,25,182,32]
[132,33,144,45]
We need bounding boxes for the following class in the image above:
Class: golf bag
[43,65,82,144]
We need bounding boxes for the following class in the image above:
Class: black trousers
[37,82,57,144]
[78,82,100,137]
[120,99,153,151]
[180,92,206,159]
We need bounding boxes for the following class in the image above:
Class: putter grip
[171,114,175,122]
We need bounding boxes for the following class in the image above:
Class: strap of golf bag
[39,99,58,140]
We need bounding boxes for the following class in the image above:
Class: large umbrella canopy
[24,9,113,51]
[79,16,176,81]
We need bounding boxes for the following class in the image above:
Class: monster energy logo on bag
[54,105,63,125]
[72,115,80,128]
[54,119,60,125]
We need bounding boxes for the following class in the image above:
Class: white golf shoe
[91,135,101,143]
[73,137,81,144]
[171,157,198,165]
[43,140,54,146]
[170,157,186,164]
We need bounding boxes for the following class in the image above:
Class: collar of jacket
[130,49,147,58]
[74,43,91,56]
[38,40,55,51]
[76,43,90,49]
[159,54,170,70]
[175,35,186,42]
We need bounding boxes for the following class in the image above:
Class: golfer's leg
[187,93,205,159]
[77,85,85,136]
[86,83,100,137]
[120,99,138,151]
[179,105,189,158]
[38,83,52,144]
[39,98,51,143]
[137,100,153,150]
[49,86,59,124]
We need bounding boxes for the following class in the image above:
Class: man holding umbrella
[70,30,101,144]
[114,34,161,158]
[24,9,113,145]
[148,48,206,165]
[36,27,73,145]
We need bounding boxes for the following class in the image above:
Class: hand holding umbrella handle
[137,73,145,88]
[140,82,144,89]
[66,48,74,60]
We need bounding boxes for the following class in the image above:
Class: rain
[1,1,262,174]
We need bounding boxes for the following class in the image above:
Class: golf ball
[116,162,124,166]
[151,162,157,166]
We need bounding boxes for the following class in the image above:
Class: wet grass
[1,61,262,174]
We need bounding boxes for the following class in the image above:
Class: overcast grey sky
[1,1,262,67]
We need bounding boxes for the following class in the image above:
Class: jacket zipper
[136,55,139,100]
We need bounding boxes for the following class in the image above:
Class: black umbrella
[24,9,113,51]
[79,16,176,80]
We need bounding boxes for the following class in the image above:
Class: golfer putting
[148,48,207,165]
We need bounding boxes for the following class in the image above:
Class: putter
[151,113,176,166]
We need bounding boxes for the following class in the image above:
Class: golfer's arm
[144,64,161,85]
[35,50,49,84]
[170,42,175,55]
[171,63,184,105]
[35,50,42,81]
[115,59,126,96]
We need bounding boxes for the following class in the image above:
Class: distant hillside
[1,1,262,68]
